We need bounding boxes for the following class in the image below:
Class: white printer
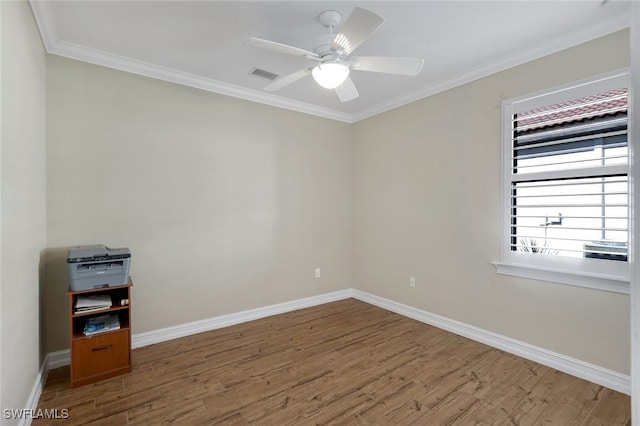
[67,245,131,291]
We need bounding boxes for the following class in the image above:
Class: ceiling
[30,1,631,123]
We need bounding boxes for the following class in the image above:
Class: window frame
[494,69,631,294]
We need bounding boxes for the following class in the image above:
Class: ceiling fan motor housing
[313,33,338,58]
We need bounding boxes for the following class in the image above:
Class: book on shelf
[74,295,112,313]
[83,313,120,336]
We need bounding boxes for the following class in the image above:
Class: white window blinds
[508,81,628,261]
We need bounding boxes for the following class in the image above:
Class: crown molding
[48,39,354,123]
[29,1,352,123]
[29,1,630,124]
[29,0,56,52]
[352,14,631,122]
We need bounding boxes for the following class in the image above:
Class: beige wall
[44,56,353,353]
[352,30,631,374]
[1,0,47,418]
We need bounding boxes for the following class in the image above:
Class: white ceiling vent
[250,68,279,81]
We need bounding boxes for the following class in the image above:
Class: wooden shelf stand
[67,277,132,387]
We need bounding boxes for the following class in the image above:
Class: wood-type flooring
[34,299,631,425]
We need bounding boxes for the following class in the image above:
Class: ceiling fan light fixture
[312,62,349,89]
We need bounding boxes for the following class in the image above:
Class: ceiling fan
[245,7,424,102]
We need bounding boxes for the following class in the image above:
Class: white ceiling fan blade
[335,76,359,102]
[245,37,319,59]
[350,56,424,76]
[332,7,383,56]
[264,68,312,91]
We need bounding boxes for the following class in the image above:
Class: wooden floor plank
[33,299,630,425]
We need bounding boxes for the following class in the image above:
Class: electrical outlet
[409,276,416,287]
[315,268,321,279]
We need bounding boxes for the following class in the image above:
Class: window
[495,71,630,293]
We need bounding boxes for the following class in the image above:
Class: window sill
[492,261,629,294]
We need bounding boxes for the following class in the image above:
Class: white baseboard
[31,286,630,419]
[18,355,49,426]
[351,289,631,395]
[45,349,71,370]
[132,289,353,348]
